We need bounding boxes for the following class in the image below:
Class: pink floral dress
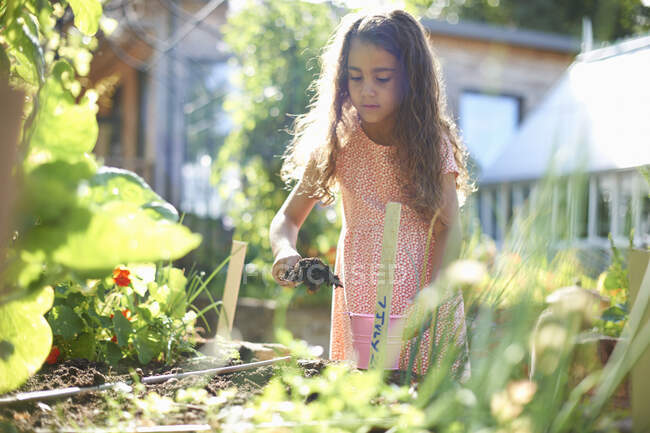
[329,105,469,376]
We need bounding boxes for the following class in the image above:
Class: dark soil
[283,257,343,293]
[0,351,419,432]
[0,353,299,432]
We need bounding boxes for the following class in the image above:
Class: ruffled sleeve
[441,135,459,177]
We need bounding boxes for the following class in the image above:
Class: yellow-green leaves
[67,0,102,36]
[43,201,201,274]
[87,167,180,222]
[0,285,54,393]
[28,61,99,167]
[4,9,45,85]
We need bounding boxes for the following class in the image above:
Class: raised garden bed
[0,342,327,432]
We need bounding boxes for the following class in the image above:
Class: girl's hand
[272,247,301,287]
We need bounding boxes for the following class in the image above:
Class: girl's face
[347,38,403,129]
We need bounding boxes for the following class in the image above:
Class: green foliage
[0,0,201,391]
[206,251,649,432]
[215,0,341,300]
[27,60,97,164]
[47,264,211,366]
[3,7,45,86]
[594,234,632,337]
[0,285,53,393]
[406,0,650,42]
[66,0,102,36]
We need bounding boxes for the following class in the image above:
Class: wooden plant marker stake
[629,249,650,432]
[368,202,402,370]
[217,240,248,339]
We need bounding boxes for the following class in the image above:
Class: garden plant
[1,1,650,432]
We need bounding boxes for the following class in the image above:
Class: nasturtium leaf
[2,248,46,292]
[67,0,102,35]
[0,285,54,393]
[134,331,160,365]
[68,332,96,359]
[64,292,86,309]
[142,202,179,222]
[21,159,95,222]
[136,304,153,323]
[113,312,132,348]
[87,167,179,222]
[158,267,188,318]
[36,2,55,38]
[48,304,84,340]
[4,10,45,85]
[28,61,98,164]
[154,283,185,318]
[85,303,110,329]
[138,301,160,321]
[105,341,122,365]
[165,267,188,293]
[49,201,201,273]
[149,284,171,307]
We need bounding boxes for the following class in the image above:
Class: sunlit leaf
[67,332,96,359]
[28,61,98,165]
[87,167,179,222]
[67,0,102,36]
[48,304,84,340]
[0,286,54,393]
[21,159,95,222]
[45,202,201,273]
[4,10,44,85]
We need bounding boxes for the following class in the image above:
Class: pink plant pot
[347,312,405,370]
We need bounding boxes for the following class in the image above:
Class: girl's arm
[269,160,321,286]
[430,173,461,282]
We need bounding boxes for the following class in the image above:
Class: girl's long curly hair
[281,9,474,220]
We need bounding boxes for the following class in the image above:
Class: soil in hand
[283,257,343,293]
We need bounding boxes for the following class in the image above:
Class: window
[479,188,498,240]
[184,61,233,162]
[641,190,650,246]
[97,85,123,159]
[617,174,636,239]
[596,175,615,238]
[181,60,234,218]
[459,90,522,170]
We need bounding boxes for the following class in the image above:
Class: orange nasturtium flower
[46,346,60,364]
[112,267,132,287]
[110,309,133,321]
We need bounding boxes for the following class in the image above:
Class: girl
[269,9,473,375]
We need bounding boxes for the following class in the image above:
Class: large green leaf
[4,9,45,85]
[49,201,201,273]
[87,167,179,222]
[47,304,84,340]
[67,0,102,36]
[1,248,47,293]
[67,332,96,359]
[21,159,96,222]
[134,330,159,364]
[28,61,98,165]
[0,285,54,393]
